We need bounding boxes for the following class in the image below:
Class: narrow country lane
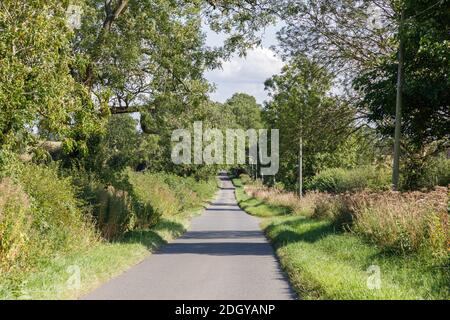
[83,173,294,300]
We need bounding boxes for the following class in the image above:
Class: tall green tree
[0,0,104,154]
[224,93,263,130]
[353,0,450,189]
[264,56,354,192]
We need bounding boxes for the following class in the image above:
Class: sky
[203,23,285,105]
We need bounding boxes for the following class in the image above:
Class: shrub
[239,174,252,185]
[417,155,450,189]
[188,177,217,202]
[0,179,31,272]
[0,164,98,273]
[127,171,180,228]
[93,185,135,240]
[306,165,391,193]
[273,182,285,192]
[71,170,138,240]
[161,174,201,211]
[73,169,217,239]
[18,164,98,254]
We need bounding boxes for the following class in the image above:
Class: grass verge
[233,178,449,300]
[0,204,211,300]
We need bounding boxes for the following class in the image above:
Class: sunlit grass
[0,209,204,300]
[233,179,450,300]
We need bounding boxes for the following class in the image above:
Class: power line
[407,0,445,20]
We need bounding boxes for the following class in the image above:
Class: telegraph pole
[392,8,405,191]
[299,135,303,198]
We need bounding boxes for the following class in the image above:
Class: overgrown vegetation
[0,161,217,299]
[244,181,448,257]
[1,0,448,301]
[0,206,207,300]
[234,178,449,300]
[305,166,391,193]
[0,163,97,275]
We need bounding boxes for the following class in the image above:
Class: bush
[18,164,98,253]
[239,174,252,185]
[127,171,217,229]
[417,155,450,189]
[188,177,217,202]
[306,165,391,193]
[72,169,217,240]
[71,170,138,240]
[0,179,31,272]
[0,164,98,273]
[160,174,202,211]
[128,171,181,224]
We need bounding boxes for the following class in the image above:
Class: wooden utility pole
[299,135,303,198]
[392,8,405,191]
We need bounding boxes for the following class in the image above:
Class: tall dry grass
[347,187,448,256]
[244,182,449,257]
[244,184,323,216]
[0,179,31,272]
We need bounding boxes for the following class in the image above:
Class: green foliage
[18,164,98,253]
[0,0,104,152]
[72,168,217,240]
[264,56,356,189]
[421,155,450,188]
[78,114,141,179]
[239,173,252,185]
[0,192,204,300]
[306,166,391,193]
[155,173,216,211]
[235,180,449,299]
[0,179,31,273]
[0,163,98,274]
[224,93,264,130]
[266,215,449,300]
[353,0,450,149]
[128,171,181,224]
[400,149,450,190]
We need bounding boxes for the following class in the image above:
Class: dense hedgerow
[306,165,391,193]
[0,164,98,274]
[73,169,216,239]
[1,161,217,274]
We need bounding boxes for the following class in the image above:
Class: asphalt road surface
[83,173,294,300]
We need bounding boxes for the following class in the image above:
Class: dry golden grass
[244,182,449,256]
[347,187,448,256]
[244,184,326,216]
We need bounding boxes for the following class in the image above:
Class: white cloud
[205,47,285,104]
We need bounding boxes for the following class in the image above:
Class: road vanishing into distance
[84,173,294,300]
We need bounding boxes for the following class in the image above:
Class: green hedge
[73,169,217,239]
[0,164,98,274]
[306,165,391,193]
